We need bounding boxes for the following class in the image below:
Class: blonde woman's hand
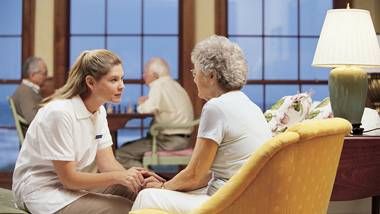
[113,168,144,193]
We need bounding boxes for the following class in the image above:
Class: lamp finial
[346,3,350,9]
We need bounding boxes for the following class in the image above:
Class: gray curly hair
[191,35,248,91]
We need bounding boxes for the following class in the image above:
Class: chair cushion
[144,148,193,157]
[264,92,312,136]
[0,188,28,213]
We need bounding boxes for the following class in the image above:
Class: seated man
[12,57,48,127]
[116,57,194,169]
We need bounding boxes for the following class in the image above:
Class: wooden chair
[7,97,28,147]
[142,119,200,169]
[131,118,352,214]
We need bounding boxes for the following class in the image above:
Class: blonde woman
[12,49,164,214]
[132,36,272,213]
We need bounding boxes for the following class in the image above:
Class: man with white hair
[12,57,48,125]
[116,57,194,169]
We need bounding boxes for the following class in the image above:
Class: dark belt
[164,134,191,138]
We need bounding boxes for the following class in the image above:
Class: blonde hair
[42,49,122,104]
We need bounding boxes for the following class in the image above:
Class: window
[227,0,332,109]
[0,0,24,171]
[69,0,180,146]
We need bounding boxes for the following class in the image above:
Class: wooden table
[107,113,154,150]
[331,135,380,214]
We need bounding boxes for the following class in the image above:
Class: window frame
[0,0,35,84]
[215,0,340,108]
[54,0,195,93]
[53,0,197,140]
[0,0,35,129]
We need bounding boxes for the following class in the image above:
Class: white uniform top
[197,91,272,195]
[12,96,113,214]
[137,76,194,135]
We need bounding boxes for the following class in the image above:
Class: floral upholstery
[306,97,333,120]
[264,93,312,136]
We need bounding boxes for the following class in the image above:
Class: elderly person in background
[12,57,48,124]
[116,57,194,169]
[131,35,272,213]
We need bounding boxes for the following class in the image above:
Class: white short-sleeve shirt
[197,91,272,195]
[137,76,194,135]
[12,96,113,214]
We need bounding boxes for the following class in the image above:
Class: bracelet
[160,182,166,189]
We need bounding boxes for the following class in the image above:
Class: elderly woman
[131,35,272,214]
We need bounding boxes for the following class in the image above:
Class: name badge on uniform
[95,134,103,139]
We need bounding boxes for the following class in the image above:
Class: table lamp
[312,4,380,135]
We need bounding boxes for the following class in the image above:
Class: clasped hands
[117,167,166,193]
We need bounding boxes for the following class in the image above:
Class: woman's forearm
[53,159,122,191]
[59,171,118,190]
[164,169,200,191]
[164,168,211,191]
[163,138,217,191]
[97,158,125,172]
[95,147,126,172]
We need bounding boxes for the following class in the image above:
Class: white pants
[131,187,210,214]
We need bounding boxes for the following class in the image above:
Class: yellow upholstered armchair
[131,118,351,214]
[143,119,200,169]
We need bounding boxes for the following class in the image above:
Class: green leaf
[292,100,301,112]
[271,98,285,110]
[306,110,320,119]
[316,97,330,108]
[265,113,273,122]
[278,126,288,133]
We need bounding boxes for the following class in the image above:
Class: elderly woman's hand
[143,176,164,189]
[133,167,166,183]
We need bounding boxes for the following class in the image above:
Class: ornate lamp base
[329,66,368,135]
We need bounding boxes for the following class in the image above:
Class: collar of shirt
[149,76,172,87]
[71,95,100,120]
[22,79,40,93]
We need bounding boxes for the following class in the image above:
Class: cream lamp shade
[312,8,380,67]
[312,5,380,135]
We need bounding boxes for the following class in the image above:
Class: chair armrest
[147,119,199,165]
[149,119,200,136]
[17,115,27,125]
